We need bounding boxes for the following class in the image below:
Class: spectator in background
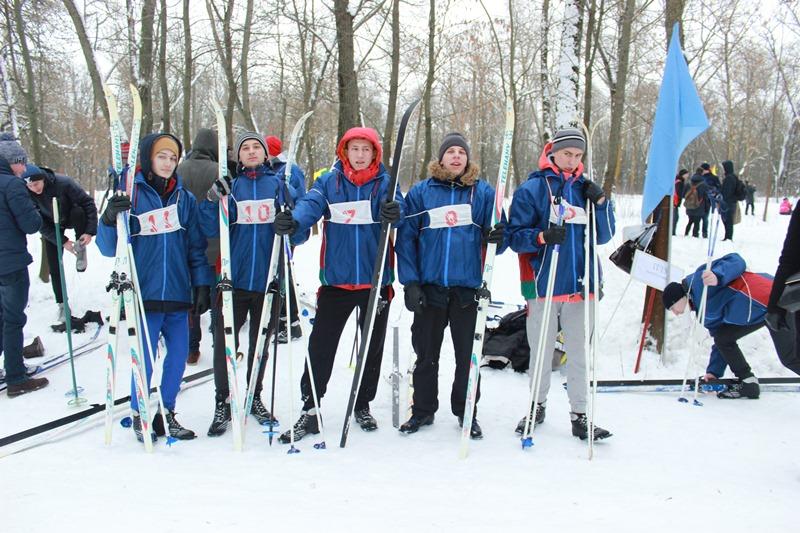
[22,164,97,322]
[744,181,756,216]
[683,168,707,238]
[673,169,688,236]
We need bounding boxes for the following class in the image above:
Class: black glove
[540,226,566,245]
[380,200,401,224]
[765,310,789,332]
[583,179,605,204]
[404,283,426,314]
[274,210,298,236]
[483,222,505,245]
[193,286,211,315]
[101,193,132,226]
[206,176,232,202]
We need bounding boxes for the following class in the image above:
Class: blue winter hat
[0,132,28,165]
[22,164,46,183]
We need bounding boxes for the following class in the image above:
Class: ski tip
[521,437,533,449]
[677,397,689,403]
[288,446,300,455]
[120,416,132,428]
[313,441,327,450]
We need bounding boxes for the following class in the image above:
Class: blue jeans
[0,268,30,385]
[130,311,190,412]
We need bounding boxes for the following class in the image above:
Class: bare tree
[182,0,192,149]
[62,0,108,124]
[12,0,41,162]
[158,0,169,132]
[381,0,399,169]
[333,0,361,138]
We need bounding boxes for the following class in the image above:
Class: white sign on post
[631,249,684,291]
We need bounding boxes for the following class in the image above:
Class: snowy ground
[2,196,797,532]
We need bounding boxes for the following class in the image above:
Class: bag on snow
[482,308,530,371]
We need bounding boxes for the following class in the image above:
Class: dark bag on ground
[482,308,530,371]
[609,224,657,274]
[778,271,800,313]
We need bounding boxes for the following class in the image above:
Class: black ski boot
[458,416,483,439]
[166,410,196,440]
[570,412,612,441]
[132,414,157,443]
[152,412,167,437]
[250,395,278,425]
[277,321,303,344]
[207,400,231,437]
[515,403,546,434]
[278,410,320,443]
[399,414,434,434]
[354,407,378,431]
[717,377,760,399]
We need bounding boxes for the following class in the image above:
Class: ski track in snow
[1,195,797,532]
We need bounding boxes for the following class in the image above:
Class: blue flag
[641,24,709,223]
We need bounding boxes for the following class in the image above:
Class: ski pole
[521,203,564,449]
[51,198,85,407]
[678,210,721,405]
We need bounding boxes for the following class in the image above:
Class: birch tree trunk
[182,0,192,150]
[554,0,583,129]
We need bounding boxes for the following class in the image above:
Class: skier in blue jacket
[97,133,212,441]
[507,128,615,441]
[199,131,308,437]
[273,126,404,442]
[662,252,773,399]
[395,132,506,438]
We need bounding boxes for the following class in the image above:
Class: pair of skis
[103,85,176,450]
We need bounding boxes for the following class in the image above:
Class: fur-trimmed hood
[427,160,480,186]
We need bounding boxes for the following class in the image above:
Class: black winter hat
[0,132,28,165]
[438,132,471,162]
[701,163,711,171]
[662,282,686,310]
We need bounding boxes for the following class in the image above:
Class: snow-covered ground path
[2,195,797,532]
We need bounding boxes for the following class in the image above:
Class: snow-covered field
[2,195,797,532]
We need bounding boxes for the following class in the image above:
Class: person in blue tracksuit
[507,128,616,441]
[662,252,774,399]
[199,131,308,437]
[395,133,506,438]
[97,133,212,441]
[273,126,403,442]
[0,134,46,398]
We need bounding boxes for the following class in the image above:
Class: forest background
[2,0,800,210]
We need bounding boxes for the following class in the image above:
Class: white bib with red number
[134,204,182,236]
[235,198,277,224]
[427,204,473,229]
[549,199,588,225]
[328,200,375,225]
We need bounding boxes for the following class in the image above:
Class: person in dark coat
[22,164,97,319]
[720,160,739,241]
[672,169,688,235]
[662,253,772,399]
[0,134,46,397]
[683,169,708,237]
[700,163,721,238]
[765,199,800,376]
[177,128,220,365]
[744,181,756,216]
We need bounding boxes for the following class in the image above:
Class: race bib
[134,204,182,236]
[328,200,375,225]
[549,199,588,225]
[236,198,276,224]
[427,204,473,229]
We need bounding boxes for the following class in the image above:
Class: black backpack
[482,308,530,371]
[734,179,747,201]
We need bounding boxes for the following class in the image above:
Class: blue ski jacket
[96,162,212,309]
[507,144,615,300]
[396,161,507,288]
[683,253,771,332]
[291,159,404,289]
[0,157,41,275]
[198,162,307,293]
